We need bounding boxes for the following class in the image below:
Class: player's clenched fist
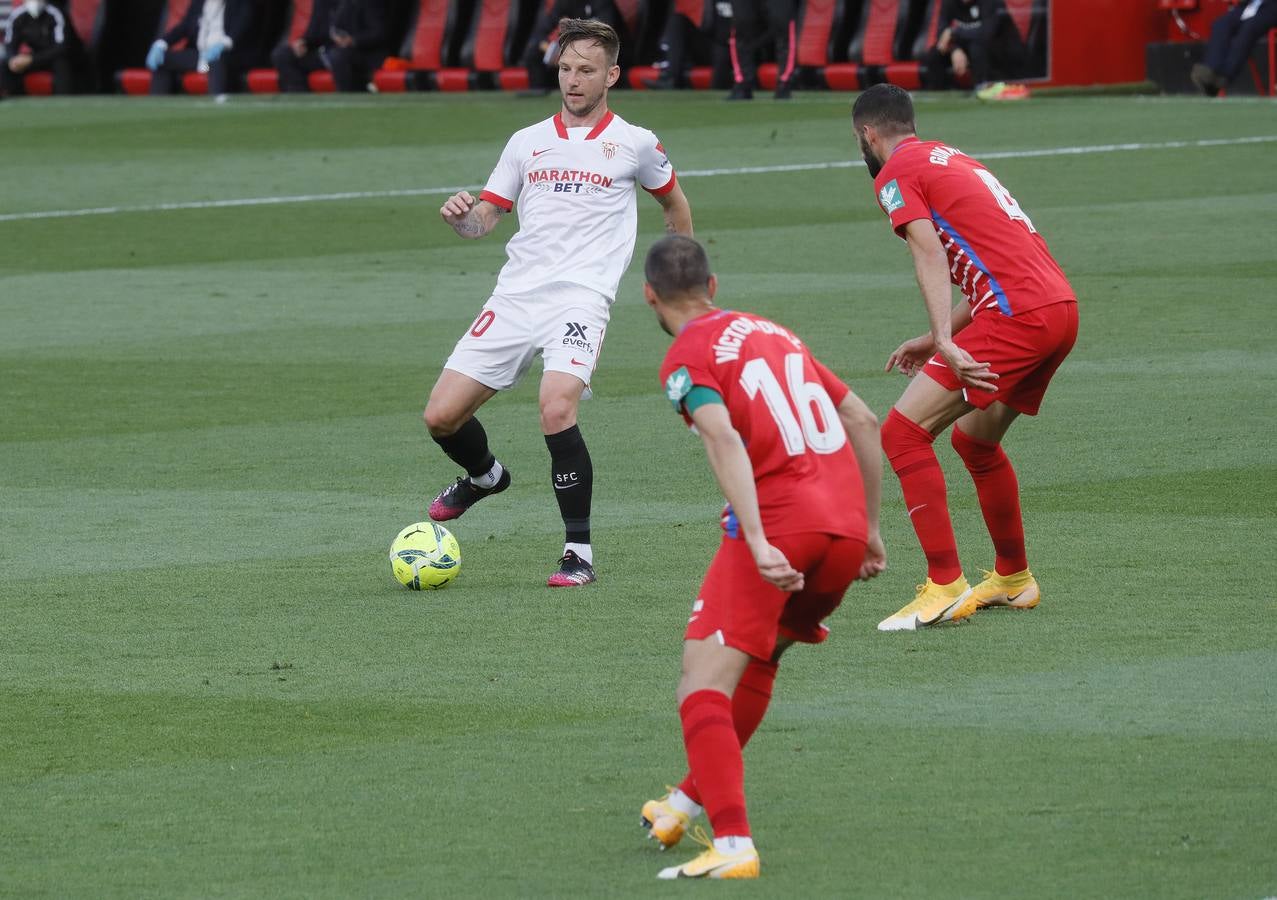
[440,191,476,224]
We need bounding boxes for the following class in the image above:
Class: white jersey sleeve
[480,135,523,211]
[636,129,677,196]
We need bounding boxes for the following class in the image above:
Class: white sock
[668,789,702,818]
[564,542,593,565]
[469,460,503,489]
[714,835,755,854]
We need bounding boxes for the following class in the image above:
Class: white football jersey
[479,111,677,302]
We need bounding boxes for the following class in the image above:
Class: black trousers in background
[658,6,734,88]
[950,19,1026,86]
[1205,1,1277,80]
[149,48,239,95]
[728,0,797,88]
[326,45,386,92]
[271,44,327,92]
[1,55,73,95]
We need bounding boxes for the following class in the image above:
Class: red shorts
[686,532,865,661]
[925,300,1078,415]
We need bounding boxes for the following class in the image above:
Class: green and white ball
[389,522,461,590]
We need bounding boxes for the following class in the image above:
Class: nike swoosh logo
[553,483,580,490]
[907,504,927,517]
[926,359,947,368]
[532,148,551,157]
[570,358,589,367]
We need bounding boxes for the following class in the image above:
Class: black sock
[432,416,496,479]
[545,425,592,545]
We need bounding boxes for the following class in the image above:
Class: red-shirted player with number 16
[638,236,885,879]
[852,84,1079,632]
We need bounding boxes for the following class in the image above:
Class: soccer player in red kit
[851,84,1078,632]
[638,236,886,879]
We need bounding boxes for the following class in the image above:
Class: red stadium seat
[758,62,778,89]
[498,67,529,89]
[628,64,660,88]
[247,69,279,93]
[23,71,54,95]
[307,70,337,91]
[69,0,103,48]
[181,71,207,93]
[373,69,410,91]
[823,61,860,89]
[846,0,920,87]
[1003,0,1032,43]
[463,0,528,72]
[435,68,470,90]
[796,0,839,68]
[689,66,713,89]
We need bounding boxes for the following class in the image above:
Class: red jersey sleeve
[810,356,850,406]
[874,166,930,235]
[660,343,723,417]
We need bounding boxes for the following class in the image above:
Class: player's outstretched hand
[885,334,936,377]
[938,342,999,392]
[440,191,476,225]
[858,532,887,581]
[750,542,805,592]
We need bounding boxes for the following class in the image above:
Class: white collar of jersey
[24,0,48,15]
[553,110,615,141]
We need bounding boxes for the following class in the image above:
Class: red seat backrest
[614,0,639,35]
[472,0,511,70]
[166,0,192,31]
[859,0,898,65]
[289,0,313,41]
[1004,0,1032,42]
[69,0,101,45]
[798,0,836,67]
[910,0,942,59]
[411,0,449,68]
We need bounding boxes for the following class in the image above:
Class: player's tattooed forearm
[455,213,486,237]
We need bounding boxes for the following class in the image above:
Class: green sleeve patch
[683,385,724,414]
[665,366,693,411]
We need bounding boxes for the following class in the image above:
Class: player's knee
[539,398,577,434]
[951,427,1004,472]
[423,401,463,437]
[880,408,932,466]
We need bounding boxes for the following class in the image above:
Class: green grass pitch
[1,91,1274,898]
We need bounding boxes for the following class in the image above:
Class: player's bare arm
[653,182,694,236]
[439,191,505,240]
[689,402,804,592]
[902,218,998,392]
[837,391,887,581]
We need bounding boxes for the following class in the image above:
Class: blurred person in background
[642,0,733,91]
[920,0,1026,91]
[725,0,797,100]
[271,0,397,93]
[2,0,74,96]
[1191,0,1277,96]
[145,0,255,97]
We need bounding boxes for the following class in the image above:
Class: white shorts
[444,283,610,392]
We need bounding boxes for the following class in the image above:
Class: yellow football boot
[966,569,1040,610]
[657,828,759,880]
[877,576,975,632]
[640,791,691,850]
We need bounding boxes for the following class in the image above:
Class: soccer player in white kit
[425,18,694,587]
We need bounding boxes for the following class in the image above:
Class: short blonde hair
[557,18,620,67]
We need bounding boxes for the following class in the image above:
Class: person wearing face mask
[1,0,74,96]
[144,0,255,97]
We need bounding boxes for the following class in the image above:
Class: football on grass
[389,522,461,590]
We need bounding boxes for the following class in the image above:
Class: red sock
[679,690,750,837]
[952,428,1028,575]
[677,659,778,805]
[881,409,962,584]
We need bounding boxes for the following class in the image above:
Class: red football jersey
[659,309,867,541]
[874,137,1075,318]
